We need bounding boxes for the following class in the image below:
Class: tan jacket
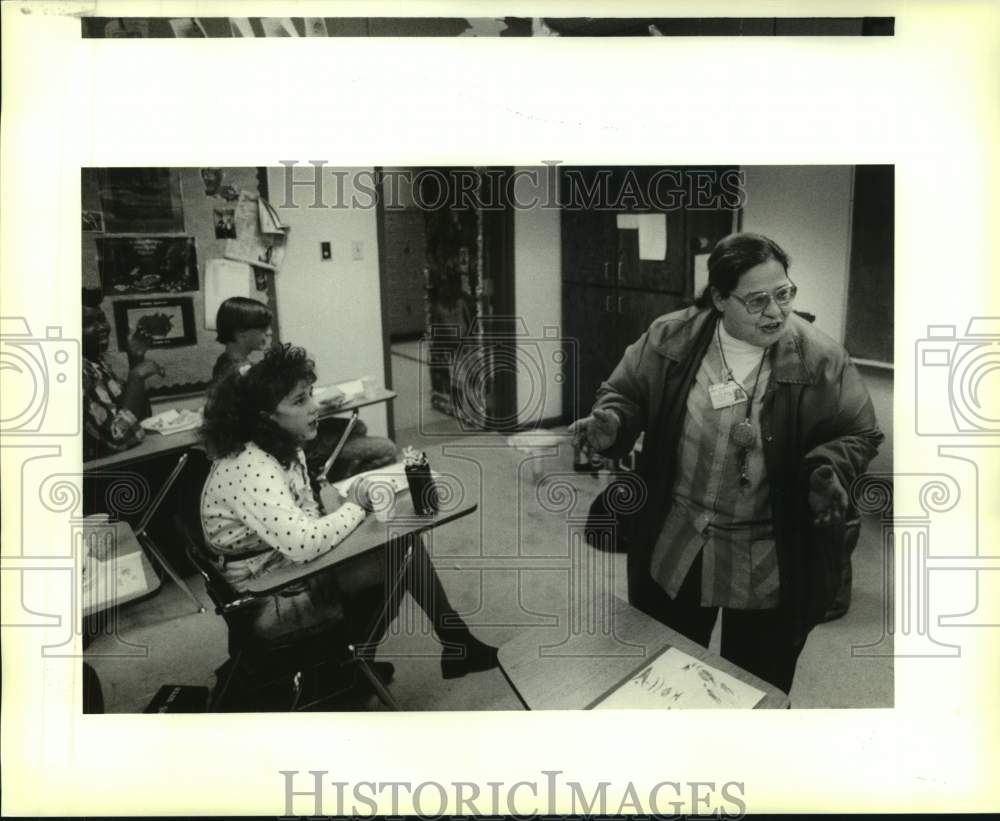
[594,306,884,646]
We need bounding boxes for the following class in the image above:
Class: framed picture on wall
[112,297,197,349]
[97,236,199,294]
[98,168,185,233]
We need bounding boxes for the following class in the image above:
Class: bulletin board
[81,167,281,396]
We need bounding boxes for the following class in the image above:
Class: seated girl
[212,296,396,482]
[199,343,497,679]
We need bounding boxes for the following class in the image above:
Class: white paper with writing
[593,647,766,709]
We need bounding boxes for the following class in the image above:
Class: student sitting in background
[82,287,164,461]
[212,296,273,382]
[212,296,396,481]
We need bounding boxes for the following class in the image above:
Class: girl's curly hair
[200,343,317,468]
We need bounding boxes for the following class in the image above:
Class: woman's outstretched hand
[569,408,620,453]
[808,465,848,527]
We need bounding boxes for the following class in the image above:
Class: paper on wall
[636,213,668,260]
[592,646,766,709]
[224,193,287,271]
[616,214,640,229]
[204,259,253,330]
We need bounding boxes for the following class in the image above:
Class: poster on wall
[98,168,185,233]
[223,192,287,271]
[96,236,199,294]
[112,297,197,349]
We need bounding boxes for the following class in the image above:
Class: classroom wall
[266,166,388,437]
[82,167,271,393]
[740,165,893,471]
[740,165,854,344]
[512,167,563,426]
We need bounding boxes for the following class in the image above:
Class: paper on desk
[204,259,253,330]
[334,379,366,402]
[332,461,409,496]
[82,551,148,611]
[141,408,203,435]
[313,384,346,408]
[592,647,765,710]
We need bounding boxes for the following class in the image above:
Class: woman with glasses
[570,232,883,695]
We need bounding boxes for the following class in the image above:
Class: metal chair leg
[288,671,304,711]
[352,541,415,657]
[349,645,400,711]
[137,532,206,613]
[134,452,205,614]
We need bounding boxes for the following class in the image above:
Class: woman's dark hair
[200,343,316,468]
[215,297,272,344]
[694,233,791,310]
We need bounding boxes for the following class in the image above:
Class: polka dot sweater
[200,442,366,564]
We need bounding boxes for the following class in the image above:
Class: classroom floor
[85,429,893,712]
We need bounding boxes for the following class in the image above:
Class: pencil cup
[405,464,438,515]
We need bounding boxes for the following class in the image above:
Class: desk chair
[133,452,204,613]
[173,449,399,712]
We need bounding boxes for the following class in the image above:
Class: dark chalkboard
[845,165,894,364]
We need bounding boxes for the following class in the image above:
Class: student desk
[82,388,397,612]
[82,387,397,472]
[498,594,790,710]
[243,497,477,594]
[81,520,161,617]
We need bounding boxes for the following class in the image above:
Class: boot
[436,620,499,679]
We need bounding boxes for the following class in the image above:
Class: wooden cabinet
[560,166,738,418]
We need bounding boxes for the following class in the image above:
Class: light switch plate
[351,240,364,260]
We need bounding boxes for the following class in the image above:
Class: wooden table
[244,497,477,594]
[498,594,790,710]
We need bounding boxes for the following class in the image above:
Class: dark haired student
[212,296,273,382]
[570,233,883,695]
[211,296,397,483]
[200,343,498,679]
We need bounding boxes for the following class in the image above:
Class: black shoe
[440,633,500,680]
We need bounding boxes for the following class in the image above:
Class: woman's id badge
[709,381,748,409]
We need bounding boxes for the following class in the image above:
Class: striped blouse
[649,332,780,609]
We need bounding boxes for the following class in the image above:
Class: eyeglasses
[728,282,797,315]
